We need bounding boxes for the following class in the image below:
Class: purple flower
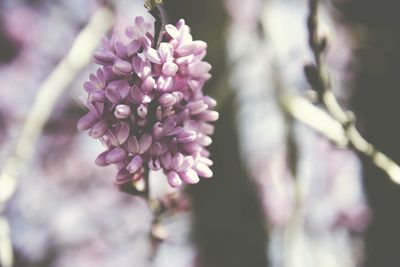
[78,17,218,189]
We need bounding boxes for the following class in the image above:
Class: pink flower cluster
[78,17,218,188]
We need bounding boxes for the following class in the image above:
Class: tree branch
[302,0,400,184]
[145,0,167,48]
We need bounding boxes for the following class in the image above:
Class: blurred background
[1,0,400,266]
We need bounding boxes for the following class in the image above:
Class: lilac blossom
[78,16,218,189]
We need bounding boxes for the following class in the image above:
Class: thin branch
[303,0,400,184]
[274,74,304,267]
[143,1,170,261]
[145,0,167,48]
[144,0,164,11]
[0,7,114,267]
[308,0,321,68]
[279,91,348,147]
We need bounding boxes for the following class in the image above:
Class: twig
[0,7,114,267]
[142,1,170,261]
[279,91,348,147]
[144,0,167,48]
[144,0,163,10]
[304,0,400,184]
[274,73,303,267]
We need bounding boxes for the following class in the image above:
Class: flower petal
[188,61,212,77]
[114,41,128,59]
[95,150,109,166]
[165,24,179,39]
[186,100,208,114]
[167,171,182,188]
[93,50,115,65]
[159,43,173,61]
[175,156,194,172]
[162,62,179,77]
[89,120,108,138]
[171,153,184,170]
[194,162,213,178]
[106,147,127,164]
[115,169,132,185]
[105,87,121,104]
[179,169,200,184]
[127,155,143,173]
[113,60,132,76]
[144,47,162,64]
[117,122,130,144]
[126,136,140,154]
[141,76,155,93]
[152,122,164,140]
[177,130,197,143]
[159,93,177,106]
[150,141,162,156]
[77,112,98,131]
[114,104,131,119]
[137,104,148,118]
[176,42,196,57]
[126,40,141,56]
[139,134,152,154]
[160,152,172,169]
[196,110,219,122]
[130,85,144,104]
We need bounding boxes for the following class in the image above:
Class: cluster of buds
[78,17,218,189]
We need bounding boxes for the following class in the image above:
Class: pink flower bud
[114,104,131,119]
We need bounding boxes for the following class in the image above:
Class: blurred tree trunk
[336,1,400,266]
[164,1,269,267]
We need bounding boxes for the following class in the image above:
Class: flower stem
[145,0,167,49]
